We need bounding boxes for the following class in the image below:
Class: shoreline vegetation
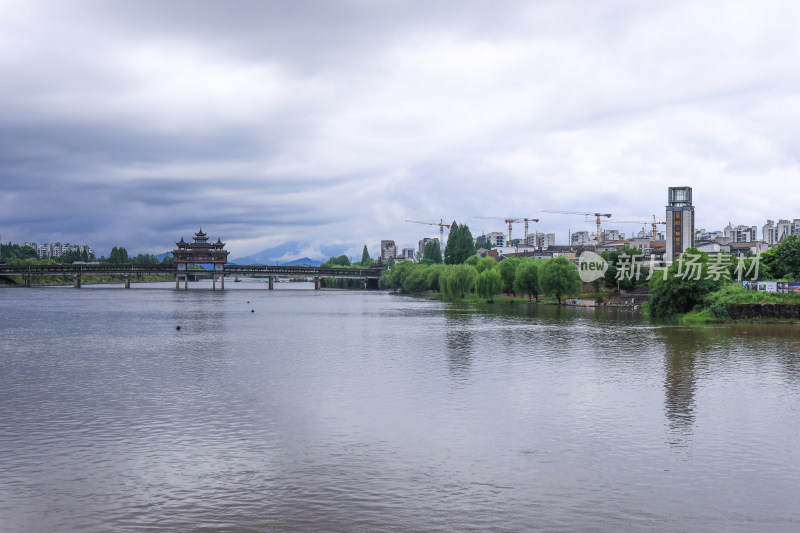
[379,229,800,326]
[0,274,178,287]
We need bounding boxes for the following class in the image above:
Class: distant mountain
[282,257,322,267]
[229,241,346,266]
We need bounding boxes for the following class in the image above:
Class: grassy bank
[678,284,800,323]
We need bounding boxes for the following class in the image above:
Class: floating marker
[251,309,255,313]
[176,325,181,330]
[247,301,250,303]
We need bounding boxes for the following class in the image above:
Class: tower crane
[405,219,450,247]
[474,217,540,245]
[605,215,666,240]
[542,210,612,247]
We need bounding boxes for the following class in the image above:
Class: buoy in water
[176,325,181,330]
[251,309,255,313]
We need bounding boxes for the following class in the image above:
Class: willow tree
[541,256,582,304]
[475,268,503,302]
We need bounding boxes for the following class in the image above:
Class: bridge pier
[314,277,321,290]
[268,276,274,290]
[212,274,216,290]
[22,274,31,287]
[361,279,367,290]
[124,275,131,289]
[175,274,189,290]
[221,275,224,291]
[74,275,81,288]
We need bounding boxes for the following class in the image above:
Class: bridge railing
[0,263,386,278]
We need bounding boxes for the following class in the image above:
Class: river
[1,280,799,532]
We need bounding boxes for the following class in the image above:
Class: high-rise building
[724,223,757,243]
[665,186,695,263]
[380,240,397,261]
[777,219,791,242]
[570,231,590,246]
[763,220,777,245]
[484,232,505,247]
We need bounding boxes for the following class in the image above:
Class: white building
[485,231,505,247]
[34,242,94,259]
[724,223,757,243]
[763,220,777,246]
[601,229,624,242]
[537,233,556,250]
[401,248,414,259]
[777,219,791,242]
[570,231,590,246]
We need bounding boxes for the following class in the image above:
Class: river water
[1,280,799,532]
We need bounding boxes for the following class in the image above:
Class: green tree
[761,235,800,280]
[444,222,476,265]
[464,255,480,266]
[475,256,496,273]
[1,243,39,262]
[440,264,477,300]
[475,268,503,302]
[456,224,476,264]
[361,245,371,264]
[601,245,649,290]
[107,246,129,264]
[426,264,447,292]
[402,265,429,293]
[324,254,351,267]
[379,261,417,291]
[498,257,521,295]
[514,258,542,301]
[647,248,727,318]
[541,256,582,304]
[423,240,442,264]
[444,222,459,265]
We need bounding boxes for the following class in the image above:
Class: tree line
[379,254,583,304]
[645,235,800,318]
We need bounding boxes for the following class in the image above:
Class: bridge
[0,263,386,290]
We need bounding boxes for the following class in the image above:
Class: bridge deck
[0,264,385,279]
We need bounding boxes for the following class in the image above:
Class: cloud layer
[2,0,799,257]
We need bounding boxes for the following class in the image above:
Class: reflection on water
[1,288,800,532]
[663,336,697,440]
[444,309,475,379]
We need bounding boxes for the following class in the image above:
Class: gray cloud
[1,0,799,258]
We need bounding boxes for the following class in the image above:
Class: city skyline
[2,1,800,260]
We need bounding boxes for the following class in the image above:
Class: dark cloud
[1,1,799,257]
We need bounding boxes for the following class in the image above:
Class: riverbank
[0,274,176,287]
[678,284,800,323]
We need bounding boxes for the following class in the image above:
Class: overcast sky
[2,0,799,259]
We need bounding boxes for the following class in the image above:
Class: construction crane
[606,215,666,240]
[474,217,540,245]
[543,210,612,247]
[405,219,451,247]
